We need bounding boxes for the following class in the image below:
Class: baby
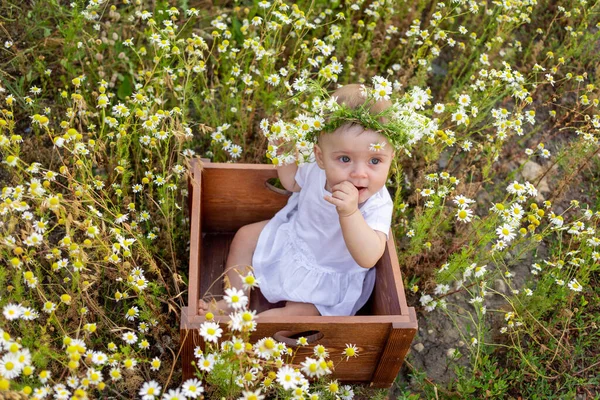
[199,83,395,317]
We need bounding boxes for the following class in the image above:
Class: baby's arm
[324,182,387,268]
[339,211,387,269]
[277,163,301,192]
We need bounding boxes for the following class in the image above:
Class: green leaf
[117,75,133,100]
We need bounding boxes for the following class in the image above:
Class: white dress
[252,162,394,316]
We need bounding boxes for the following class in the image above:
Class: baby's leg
[198,219,270,315]
[258,301,320,317]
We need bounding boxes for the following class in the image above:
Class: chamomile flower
[224,288,248,310]
[3,303,24,320]
[139,380,162,400]
[343,343,359,360]
[456,208,474,223]
[196,353,216,372]
[453,195,475,208]
[161,388,185,400]
[239,389,265,400]
[496,224,516,242]
[369,142,386,151]
[241,272,260,290]
[199,321,222,343]
[182,378,204,398]
[276,365,299,390]
[122,331,138,345]
[568,279,583,292]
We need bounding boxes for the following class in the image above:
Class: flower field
[0,0,599,398]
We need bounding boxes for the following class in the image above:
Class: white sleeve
[294,162,314,189]
[361,193,393,239]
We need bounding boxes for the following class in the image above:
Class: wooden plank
[202,163,289,232]
[187,160,203,320]
[387,233,411,316]
[372,233,402,316]
[371,308,418,387]
[180,310,201,381]
[249,322,390,382]
[199,233,233,299]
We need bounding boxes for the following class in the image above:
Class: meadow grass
[0,0,599,398]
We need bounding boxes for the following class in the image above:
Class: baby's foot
[198,299,230,316]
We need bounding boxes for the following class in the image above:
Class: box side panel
[199,233,234,299]
[371,324,417,388]
[180,309,202,381]
[372,233,403,316]
[250,322,390,382]
[187,160,203,319]
[202,165,289,232]
[386,234,411,316]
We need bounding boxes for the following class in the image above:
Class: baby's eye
[339,155,351,163]
[369,158,381,165]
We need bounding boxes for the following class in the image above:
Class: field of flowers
[0,0,599,398]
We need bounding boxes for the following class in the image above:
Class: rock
[494,279,507,294]
[520,160,551,199]
[427,329,434,335]
[414,343,425,353]
[438,149,451,169]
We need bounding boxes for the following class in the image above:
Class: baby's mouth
[354,186,367,192]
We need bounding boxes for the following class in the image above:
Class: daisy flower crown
[260,77,438,165]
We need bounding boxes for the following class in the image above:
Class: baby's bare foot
[198,299,230,316]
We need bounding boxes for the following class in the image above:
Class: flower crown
[260,77,438,165]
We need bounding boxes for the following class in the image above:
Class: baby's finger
[324,195,342,206]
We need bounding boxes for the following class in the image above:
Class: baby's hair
[332,83,392,114]
[321,84,393,140]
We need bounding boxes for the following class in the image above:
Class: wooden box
[180,159,417,388]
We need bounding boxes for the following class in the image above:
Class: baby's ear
[314,144,325,169]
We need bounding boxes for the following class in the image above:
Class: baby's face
[314,124,394,204]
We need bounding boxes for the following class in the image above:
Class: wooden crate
[180,159,417,388]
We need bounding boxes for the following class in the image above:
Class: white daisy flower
[199,321,222,343]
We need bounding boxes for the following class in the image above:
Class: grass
[0,0,599,398]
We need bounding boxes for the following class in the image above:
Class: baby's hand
[324,181,359,217]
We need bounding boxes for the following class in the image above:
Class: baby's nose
[351,165,368,178]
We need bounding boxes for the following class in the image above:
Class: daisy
[43,301,57,314]
[343,344,359,360]
[241,272,260,290]
[458,94,471,107]
[456,208,473,223]
[182,378,204,398]
[161,388,185,400]
[340,385,355,400]
[451,109,468,125]
[239,389,265,400]
[109,367,122,381]
[139,380,162,400]
[453,195,475,208]
[224,288,248,310]
[0,353,23,379]
[196,353,216,372]
[300,357,321,378]
[496,224,516,242]
[568,279,583,292]
[91,351,108,365]
[3,303,24,320]
[228,144,243,159]
[199,321,223,343]
[276,365,298,390]
[369,142,386,152]
[122,331,138,345]
[150,357,161,371]
[433,103,445,113]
